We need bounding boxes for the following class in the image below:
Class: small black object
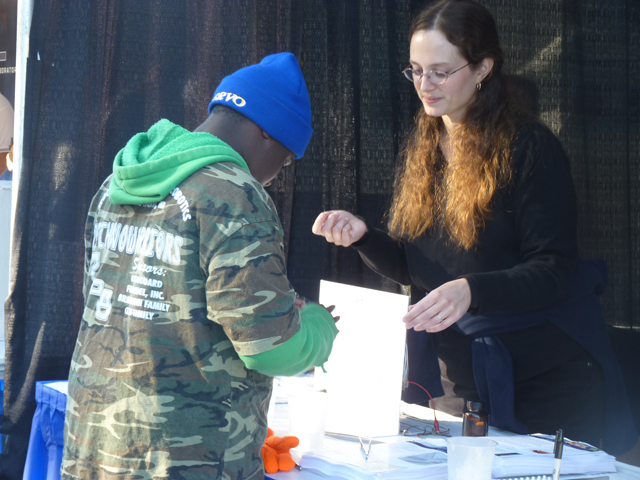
[462,400,489,436]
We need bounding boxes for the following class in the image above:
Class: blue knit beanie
[208,52,312,159]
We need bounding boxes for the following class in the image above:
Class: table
[265,401,640,480]
[22,380,640,480]
[264,377,640,480]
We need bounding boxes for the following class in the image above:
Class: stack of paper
[411,434,616,479]
[492,434,617,478]
[298,436,447,480]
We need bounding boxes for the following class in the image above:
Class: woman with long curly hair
[313,0,636,455]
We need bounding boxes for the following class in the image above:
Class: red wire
[408,381,440,432]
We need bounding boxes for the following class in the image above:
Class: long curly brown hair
[388,0,527,250]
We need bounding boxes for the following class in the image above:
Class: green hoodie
[106,118,337,377]
[109,119,249,205]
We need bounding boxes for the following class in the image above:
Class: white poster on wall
[316,280,409,439]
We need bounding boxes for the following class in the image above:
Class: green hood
[109,119,249,205]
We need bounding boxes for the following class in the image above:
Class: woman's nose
[417,74,436,91]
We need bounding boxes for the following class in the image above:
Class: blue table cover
[22,381,67,480]
[1,379,4,454]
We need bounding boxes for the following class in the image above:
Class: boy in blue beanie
[62,52,338,480]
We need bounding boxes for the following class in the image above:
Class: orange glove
[261,427,300,473]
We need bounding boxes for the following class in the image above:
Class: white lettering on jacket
[92,222,182,266]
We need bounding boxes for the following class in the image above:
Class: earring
[476,82,482,91]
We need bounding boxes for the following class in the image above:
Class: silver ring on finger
[437,313,443,321]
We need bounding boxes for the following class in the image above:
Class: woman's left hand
[402,279,472,332]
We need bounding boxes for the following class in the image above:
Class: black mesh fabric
[1,0,638,477]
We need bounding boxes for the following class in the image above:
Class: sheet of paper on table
[316,280,409,439]
[299,435,448,480]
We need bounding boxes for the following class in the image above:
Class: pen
[551,429,563,480]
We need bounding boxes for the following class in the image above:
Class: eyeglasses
[402,63,470,85]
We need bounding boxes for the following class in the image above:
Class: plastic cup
[266,377,278,428]
[446,436,497,480]
[287,389,328,453]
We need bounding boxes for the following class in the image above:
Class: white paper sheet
[316,280,409,438]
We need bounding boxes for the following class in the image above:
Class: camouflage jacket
[63,125,318,479]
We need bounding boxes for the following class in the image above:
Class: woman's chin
[422,103,444,118]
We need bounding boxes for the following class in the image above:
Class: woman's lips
[423,96,441,105]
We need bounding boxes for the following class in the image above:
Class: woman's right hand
[312,210,367,247]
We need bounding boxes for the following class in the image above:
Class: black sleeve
[462,124,579,314]
[352,225,413,286]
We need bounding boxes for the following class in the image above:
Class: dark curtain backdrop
[1,0,638,477]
